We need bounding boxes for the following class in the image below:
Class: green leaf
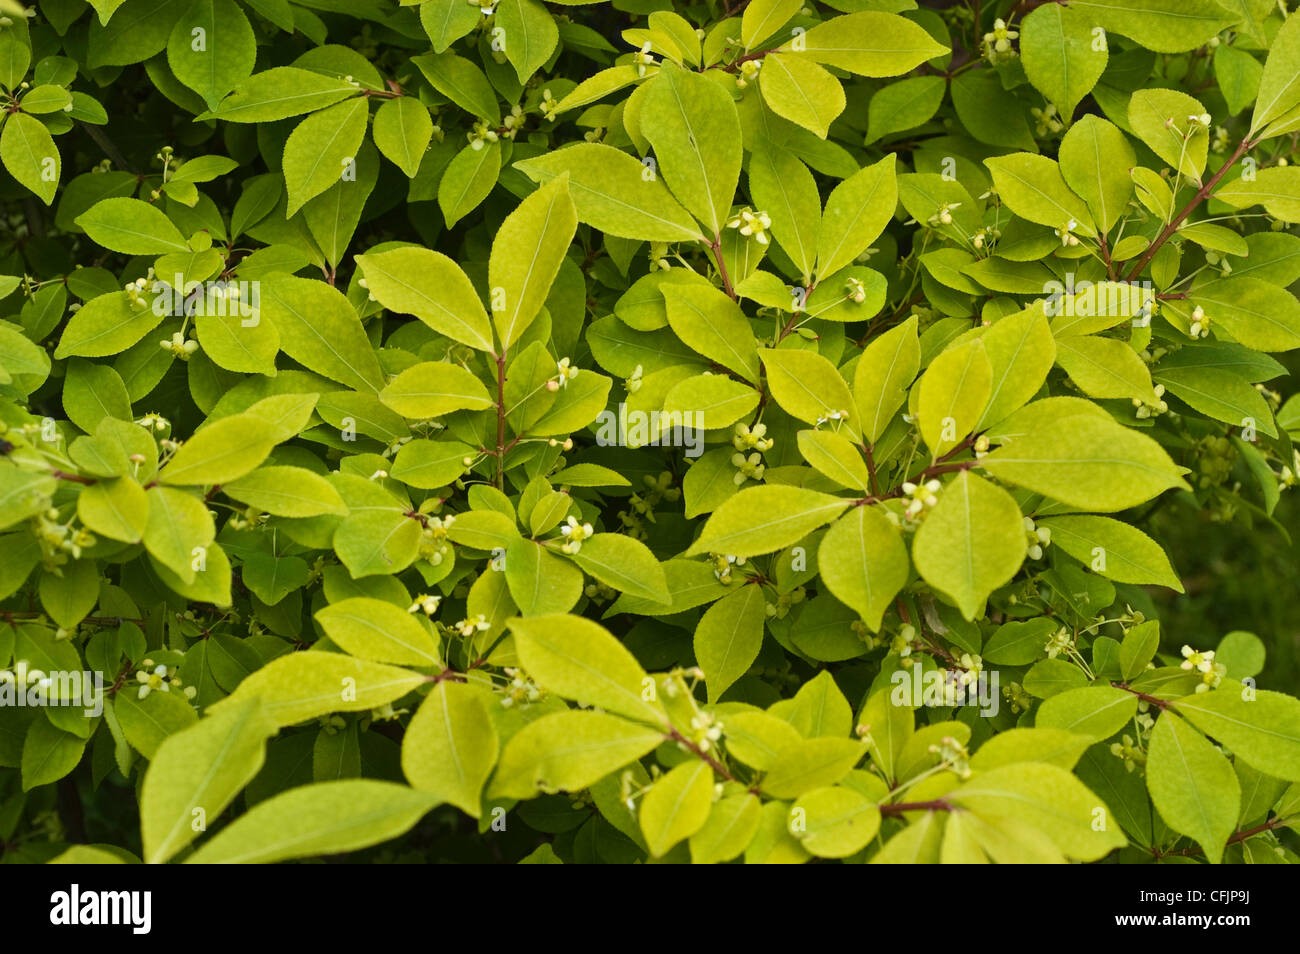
[1146,711,1240,863]
[143,486,214,583]
[1173,689,1300,782]
[114,689,199,760]
[140,698,275,863]
[515,143,704,243]
[917,338,992,456]
[489,710,664,799]
[1211,167,1300,223]
[187,780,437,863]
[981,413,1188,511]
[1128,88,1209,181]
[412,52,499,123]
[867,76,946,143]
[283,97,368,217]
[373,97,434,178]
[260,277,385,392]
[201,67,357,122]
[694,583,766,703]
[1035,686,1138,742]
[759,53,845,140]
[1024,658,1092,698]
[1120,620,1162,680]
[1,113,59,205]
[0,11,31,91]
[509,614,667,725]
[402,681,498,816]
[854,313,918,443]
[748,146,819,282]
[723,712,803,772]
[1215,631,1265,681]
[1172,277,1300,352]
[381,361,494,419]
[76,198,188,254]
[817,153,896,282]
[985,153,1096,236]
[439,141,501,228]
[663,374,760,430]
[1020,3,1108,120]
[982,618,1056,665]
[912,472,1027,620]
[1059,115,1136,233]
[1038,515,1182,590]
[490,175,578,352]
[160,414,279,485]
[223,466,348,517]
[420,0,485,54]
[686,485,851,558]
[1053,335,1156,402]
[445,510,519,551]
[977,306,1057,429]
[1066,0,1234,54]
[316,597,442,667]
[640,65,742,236]
[494,0,558,84]
[871,812,944,863]
[784,11,947,76]
[355,247,495,352]
[22,718,86,791]
[639,760,714,857]
[797,430,869,491]
[332,510,422,579]
[948,762,1126,861]
[38,557,99,629]
[663,283,760,384]
[1252,11,1300,135]
[77,477,148,544]
[166,0,256,110]
[793,785,881,858]
[818,504,908,631]
[786,669,853,738]
[193,305,279,375]
[567,533,670,604]
[390,440,474,489]
[1214,44,1263,118]
[741,0,801,49]
[690,793,762,864]
[762,737,864,798]
[214,652,425,728]
[54,292,162,359]
[759,347,857,436]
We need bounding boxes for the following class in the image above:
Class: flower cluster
[559,515,594,554]
[419,514,456,565]
[1110,734,1147,773]
[1044,626,1074,659]
[1133,383,1169,420]
[135,660,195,700]
[1022,517,1051,560]
[981,18,1018,63]
[548,357,579,391]
[409,594,442,615]
[1181,645,1227,693]
[726,207,772,245]
[501,667,544,708]
[710,553,746,584]
[902,479,942,521]
[1188,305,1211,339]
[455,614,491,637]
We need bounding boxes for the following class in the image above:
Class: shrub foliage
[1,0,1300,864]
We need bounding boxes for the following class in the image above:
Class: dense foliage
[2,0,1300,865]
